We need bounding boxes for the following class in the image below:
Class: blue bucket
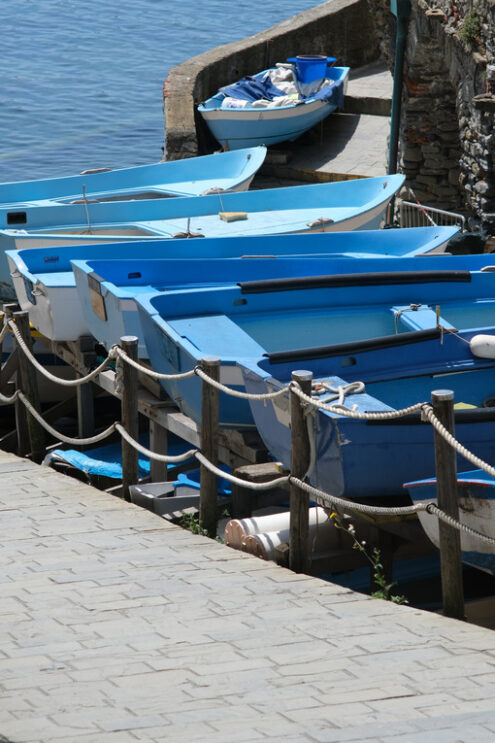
[286,55,337,83]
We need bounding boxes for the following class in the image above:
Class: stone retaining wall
[163,0,379,159]
[372,0,495,230]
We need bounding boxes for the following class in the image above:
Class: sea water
[1,0,321,182]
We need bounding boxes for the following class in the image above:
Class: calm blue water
[1,0,321,183]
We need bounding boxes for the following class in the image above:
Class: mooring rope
[422,404,495,478]
[9,320,117,386]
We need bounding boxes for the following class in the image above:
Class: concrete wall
[163,0,380,159]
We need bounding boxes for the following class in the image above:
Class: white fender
[470,334,495,359]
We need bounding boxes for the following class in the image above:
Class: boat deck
[2,447,495,742]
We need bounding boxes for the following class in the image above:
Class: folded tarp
[219,76,286,102]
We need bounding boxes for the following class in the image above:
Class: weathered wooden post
[121,336,139,501]
[431,389,464,619]
[2,304,27,456]
[76,336,95,447]
[14,310,45,463]
[199,356,220,537]
[289,370,313,573]
[149,420,168,482]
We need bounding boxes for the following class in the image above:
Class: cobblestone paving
[1,450,495,742]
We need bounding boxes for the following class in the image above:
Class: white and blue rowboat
[7,226,459,341]
[198,61,349,150]
[404,470,495,575]
[0,147,267,207]
[0,174,404,297]
[72,246,475,356]
[134,265,495,437]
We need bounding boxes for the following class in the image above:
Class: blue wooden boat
[134,265,495,440]
[6,226,459,341]
[198,59,349,149]
[0,174,404,297]
[0,147,267,207]
[404,471,495,575]
[72,244,471,355]
[241,329,495,499]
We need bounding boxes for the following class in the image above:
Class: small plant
[180,510,210,536]
[459,8,481,42]
[329,512,408,604]
[179,509,226,542]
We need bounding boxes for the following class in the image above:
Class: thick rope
[19,392,117,445]
[0,389,19,405]
[0,320,10,345]
[195,366,289,400]
[291,477,427,516]
[422,405,495,478]
[293,384,426,420]
[9,320,117,386]
[115,423,198,463]
[427,504,495,546]
[194,451,290,490]
[291,477,495,545]
[115,346,197,380]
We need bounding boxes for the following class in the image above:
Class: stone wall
[371,0,495,231]
[163,0,379,160]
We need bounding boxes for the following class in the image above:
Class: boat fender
[470,334,495,359]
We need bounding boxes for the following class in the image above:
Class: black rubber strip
[265,327,444,364]
[239,270,472,294]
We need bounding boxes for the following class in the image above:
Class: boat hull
[240,330,495,497]
[0,146,267,206]
[198,66,349,150]
[200,98,341,150]
[0,174,405,298]
[405,472,495,575]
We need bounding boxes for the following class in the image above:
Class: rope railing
[2,317,495,558]
[8,319,118,386]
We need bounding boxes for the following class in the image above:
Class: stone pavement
[2,448,495,743]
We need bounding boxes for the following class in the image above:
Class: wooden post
[77,380,95,445]
[150,419,168,482]
[431,389,464,620]
[76,336,96,447]
[2,304,27,456]
[14,311,45,463]
[121,336,139,501]
[199,356,220,537]
[289,370,313,573]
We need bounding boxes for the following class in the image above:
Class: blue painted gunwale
[0,147,267,206]
[405,471,495,575]
[198,66,349,149]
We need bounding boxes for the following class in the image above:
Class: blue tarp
[44,434,188,480]
[219,76,286,102]
[44,434,232,494]
[219,74,344,108]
